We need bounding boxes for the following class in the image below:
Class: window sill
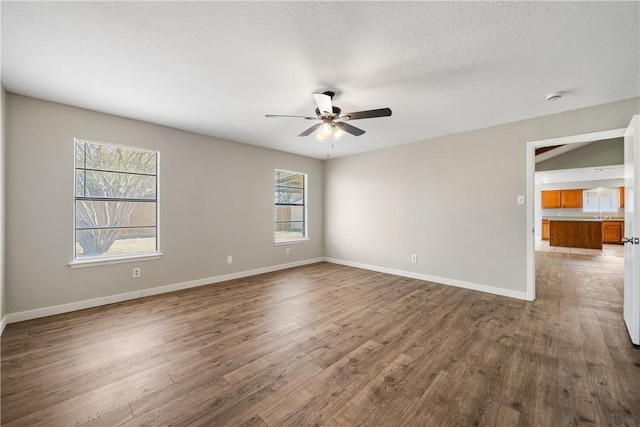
[274,238,309,246]
[69,252,162,269]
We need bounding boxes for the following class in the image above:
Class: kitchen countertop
[543,216,624,222]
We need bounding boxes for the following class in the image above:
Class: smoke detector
[546,92,563,101]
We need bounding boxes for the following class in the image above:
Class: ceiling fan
[265,91,392,138]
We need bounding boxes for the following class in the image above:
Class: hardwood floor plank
[78,403,134,426]
[312,339,384,393]
[128,372,230,418]
[170,334,295,386]
[2,351,174,416]
[169,358,323,426]
[118,374,232,426]
[477,401,521,427]
[275,382,353,427]
[2,256,638,426]
[5,373,171,426]
[237,415,270,427]
[257,387,317,426]
[331,352,416,426]
[222,341,311,386]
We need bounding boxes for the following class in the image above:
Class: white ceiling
[1,2,638,159]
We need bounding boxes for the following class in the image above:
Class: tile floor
[535,239,625,257]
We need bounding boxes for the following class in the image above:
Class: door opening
[525,128,626,300]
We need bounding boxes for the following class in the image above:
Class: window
[583,188,618,213]
[275,169,307,242]
[74,139,159,261]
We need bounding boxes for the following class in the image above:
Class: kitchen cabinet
[602,220,624,244]
[549,219,602,249]
[561,189,583,208]
[541,191,561,209]
[620,187,625,208]
[541,189,583,209]
[542,219,550,240]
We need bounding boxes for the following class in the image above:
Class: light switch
[517,195,525,205]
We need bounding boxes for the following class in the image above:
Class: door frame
[526,127,627,300]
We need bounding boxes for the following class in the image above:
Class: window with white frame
[74,139,159,260]
[583,188,619,213]
[275,169,307,242]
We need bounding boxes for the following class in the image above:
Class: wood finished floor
[1,254,639,426]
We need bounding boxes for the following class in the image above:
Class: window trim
[582,188,619,213]
[274,169,308,244]
[69,252,162,269]
[70,138,161,267]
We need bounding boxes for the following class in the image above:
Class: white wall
[5,94,324,315]
[324,97,639,297]
[1,86,6,331]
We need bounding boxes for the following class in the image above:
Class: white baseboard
[141,258,325,297]
[5,289,144,324]
[324,258,530,301]
[2,256,528,329]
[3,258,325,326]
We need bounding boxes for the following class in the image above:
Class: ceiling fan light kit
[318,122,332,138]
[266,90,392,139]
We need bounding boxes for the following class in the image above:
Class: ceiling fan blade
[298,123,323,137]
[265,114,317,120]
[313,93,333,115]
[336,121,365,136]
[341,108,392,121]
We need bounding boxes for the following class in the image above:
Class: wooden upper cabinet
[620,187,625,208]
[541,189,583,209]
[561,189,583,209]
[541,190,561,209]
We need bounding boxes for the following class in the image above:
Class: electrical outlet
[227,255,233,264]
[285,247,291,255]
[132,267,141,278]
[411,254,418,263]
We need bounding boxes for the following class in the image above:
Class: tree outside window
[74,139,158,259]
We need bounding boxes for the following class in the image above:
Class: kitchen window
[583,188,618,213]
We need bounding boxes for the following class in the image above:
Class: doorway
[525,127,627,300]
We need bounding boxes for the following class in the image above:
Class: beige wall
[536,137,624,171]
[324,97,639,295]
[4,93,640,317]
[5,94,324,314]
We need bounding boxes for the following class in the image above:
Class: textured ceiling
[1,2,639,159]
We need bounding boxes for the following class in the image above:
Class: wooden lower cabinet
[542,219,550,240]
[602,221,623,244]
[550,220,602,249]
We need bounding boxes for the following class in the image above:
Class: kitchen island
[548,218,603,249]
